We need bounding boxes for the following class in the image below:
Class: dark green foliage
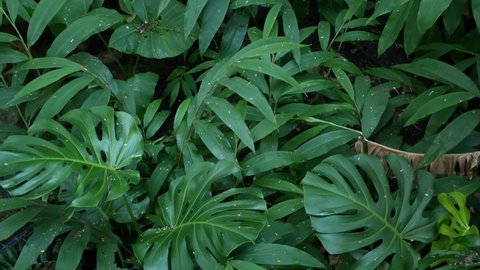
[0,0,479,269]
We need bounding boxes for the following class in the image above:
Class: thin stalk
[96,33,126,76]
[1,8,33,60]
[0,74,29,128]
[301,116,364,136]
[0,74,7,86]
[132,54,141,75]
[122,195,142,235]
[15,105,29,129]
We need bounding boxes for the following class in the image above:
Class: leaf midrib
[147,219,253,245]
[323,187,405,245]
[10,156,116,172]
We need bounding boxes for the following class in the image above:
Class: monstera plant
[0,106,143,207]
[303,154,437,269]
[1,0,480,269]
[134,161,267,269]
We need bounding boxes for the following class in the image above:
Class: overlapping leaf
[0,106,143,207]
[303,154,436,269]
[134,161,267,270]
[109,0,196,59]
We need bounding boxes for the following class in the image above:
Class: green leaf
[130,0,170,21]
[283,6,300,64]
[420,110,480,167]
[231,0,279,9]
[442,0,467,35]
[417,0,453,34]
[332,67,355,102]
[281,125,328,151]
[263,3,282,38]
[425,106,456,137]
[55,227,91,270]
[378,2,410,55]
[335,31,378,42]
[96,241,118,270]
[173,97,191,131]
[119,72,158,115]
[344,0,365,21]
[194,120,235,161]
[0,32,18,43]
[199,0,229,54]
[146,111,170,139]
[0,106,144,207]
[242,151,304,176]
[220,11,249,58]
[0,198,35,212]
[0,207,41,240]
[234,59,299,87]
[253,177,303,195]
[403,0,422,54]
[109,1,195,59]
[395,59,480,96]
[251,114,293,142]
[136,161,266,270]
[205,96,255,152]
[370,0,410,20]
[295,130,359,160]
[47,8,123,57]
[13,57,84,70]
[189,38,301,128]
[147,157,174,199]
[54,0,94,24]
[184,0,208,39]
[105,189,150,223]
[5,0,19,22]
[279,79,338,98]
[10,67,82,103]
[229,260,266,270]
[221,77,276,124]
[235,243,325,268]
[235,38,303,59]
[437,192,478,239]
[406,92,476,126]
[317,21,330,51]
[303,154,436,269]
[361,88,390,138]
[69,53,119,96]
[473,0,480,30]
[36,76,94,121]
[14,218,64,270]
[0,46,28,65]
[143,99,162,127]
[27,0,68,47]
[267,199,307,220]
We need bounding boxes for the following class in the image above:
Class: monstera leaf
[109,0,196,59]
[0,106,143,207]
[134,160,267,270]
[303,154,436,269]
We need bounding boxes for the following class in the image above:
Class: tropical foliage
[0,0,479,269]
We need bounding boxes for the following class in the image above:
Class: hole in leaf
[100,151,107,163]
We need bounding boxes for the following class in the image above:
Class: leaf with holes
[109,0,196,59]
[134,160,267,270]
[0,106,143,207]
[303,154,436,269]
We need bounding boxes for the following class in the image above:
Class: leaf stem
[300,116,364,136]
[0,74,29,128]
[15,105,30,129]
[96,33,126,77]
[122,195,142,235]
[1,8,33,60]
